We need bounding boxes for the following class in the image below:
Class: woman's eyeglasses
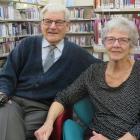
[103,37,130,45]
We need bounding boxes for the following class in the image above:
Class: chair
[63,97,95,140]
[51,108,72,140]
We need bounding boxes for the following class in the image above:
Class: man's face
[41,11,69,45]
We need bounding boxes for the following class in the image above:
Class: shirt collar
[56,39,64,53]
[42,38,49,48]
[42,38,64,53]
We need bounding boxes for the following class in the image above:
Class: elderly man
[0,3,100,140]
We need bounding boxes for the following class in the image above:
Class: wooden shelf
[0,0,45,6]
[69,18,95,21]
[67,5,93,8]
[94,8,140,14]
[0,53,9,58]
[0,34,41,40]
[0,19,41,22]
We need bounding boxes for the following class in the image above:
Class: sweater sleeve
[0,38,26,96]
[129,122,140,139]
[55,65,93,107]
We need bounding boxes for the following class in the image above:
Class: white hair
[41,3,70,21]
[102,17,139,48]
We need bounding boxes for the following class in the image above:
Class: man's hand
[89,131,110,140]
[34,122,53,140]
[0,94,9,106]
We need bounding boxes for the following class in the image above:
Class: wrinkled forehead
[43,11,65,20]
[106,28,129,37]
[105,28,129,37]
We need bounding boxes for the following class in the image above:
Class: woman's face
[103,29,132,61]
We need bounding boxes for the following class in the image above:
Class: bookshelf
[93,0,140,61]
[94,8,140,14]
[66,5,95,54]
[0,0,46,65]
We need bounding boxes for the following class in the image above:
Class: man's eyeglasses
[42,18,66,26]
[103,37,131,45]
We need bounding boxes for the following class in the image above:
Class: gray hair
[102,17,139,48]
[40,3,70,21]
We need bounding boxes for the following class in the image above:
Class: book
[83,7,93,19]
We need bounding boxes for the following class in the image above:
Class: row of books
[0,22,41,37]
[68,7,93,19]
[0,37,24,55]
[0,39,16,54]
[20,0,40,2]
[19,8,40,19]
[94,0,140,9]
[66,35,94,47]
[0,21,94,38]
[66,0,93,7]
[0,59,6,68]
[0,39,21,67]
[8,0,46,4]
[69,21,94,33]
[0,35,92,59]
[94,14,140,46]
[0,5,40,20]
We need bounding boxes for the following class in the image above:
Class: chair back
[73,97,95,126]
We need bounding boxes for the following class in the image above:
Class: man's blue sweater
[0,35,100,103]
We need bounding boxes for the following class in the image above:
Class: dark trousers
[0,96,50,140]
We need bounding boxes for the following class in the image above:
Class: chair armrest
[50,108,72,140]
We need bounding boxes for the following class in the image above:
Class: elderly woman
[35,17,140,140]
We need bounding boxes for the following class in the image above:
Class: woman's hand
[118,132,137,140]
[34,101,64,140]
[34,122,53,140]
[89,131,110,140]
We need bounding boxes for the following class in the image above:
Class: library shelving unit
[66,5,95,54]
[92,1,140,61]
[0,0,46,66]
